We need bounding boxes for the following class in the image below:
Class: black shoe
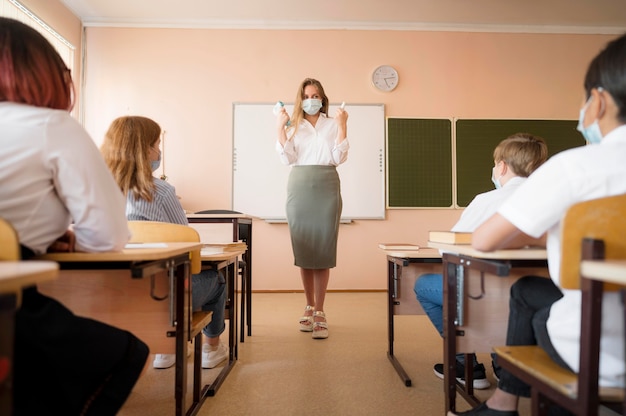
[434,361,491,389]
[447,402,519,415]
[492,360,501,382]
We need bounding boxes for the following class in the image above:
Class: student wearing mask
[101,115,228,370]
[449,32,626,416]
[414,133,548,389]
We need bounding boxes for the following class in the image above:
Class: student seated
[100,115,228,370]
[0,17,148,414]
[414,133,548,389]
[449,32,626,416]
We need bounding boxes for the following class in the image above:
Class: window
[0,0,75,72]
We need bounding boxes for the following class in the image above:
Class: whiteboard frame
[232,102,386,221]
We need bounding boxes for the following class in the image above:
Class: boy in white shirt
[450,32,626,416]
[415,133,548,389]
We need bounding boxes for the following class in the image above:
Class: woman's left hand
[335,107,348,127]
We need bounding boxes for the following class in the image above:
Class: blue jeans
[414,273,478,366]
[191,269,226,338]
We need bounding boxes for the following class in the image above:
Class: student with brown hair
[101,115,228,370]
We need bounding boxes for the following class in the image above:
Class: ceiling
[59,0,626,33]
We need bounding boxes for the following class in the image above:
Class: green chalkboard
[387,118,453,208]
[455,119,585,207]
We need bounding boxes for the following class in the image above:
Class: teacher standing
[275,78,349,339]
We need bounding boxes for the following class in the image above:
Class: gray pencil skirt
[286,165,342,269]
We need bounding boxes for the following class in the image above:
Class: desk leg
[387,259,411,387]
[239,261,245,343]
[443,258,482,413]
[174,261,192,416]
[245,224,252,338]
[238,222,252,341]
[443,259,458,414]
[0,294,16,416]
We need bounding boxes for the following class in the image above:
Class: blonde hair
[287,78,329,138]
[493,133,548,177]
[100,116,161,202]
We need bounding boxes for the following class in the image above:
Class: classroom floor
[118,291,522,415]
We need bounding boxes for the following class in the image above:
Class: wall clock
[372,65,399,92]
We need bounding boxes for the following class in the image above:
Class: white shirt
[0,102,129,254]
[276,113,349,166]
[452,176,526,232]
[498,125,626,387]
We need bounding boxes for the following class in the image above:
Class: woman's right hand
[276,107,290,129]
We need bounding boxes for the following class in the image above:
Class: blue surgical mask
[151,155,161,172]
[491,166,502,189]
[302,98,322,116]
[576,90,604,145]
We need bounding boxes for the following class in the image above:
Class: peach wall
[81,28,614,291]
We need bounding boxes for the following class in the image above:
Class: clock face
[372,65,399,92]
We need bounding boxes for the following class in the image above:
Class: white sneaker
[153,354,175,369]
[153,344,193,369]
[202,342,228,369]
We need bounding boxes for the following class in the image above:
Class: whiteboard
[233,103,385,220]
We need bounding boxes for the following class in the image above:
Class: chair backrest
[195,209,242,215]
[560,194,626,290]
[0,218,20,261]
[127,221,201,274]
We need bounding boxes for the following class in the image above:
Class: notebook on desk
[201,242,247,256]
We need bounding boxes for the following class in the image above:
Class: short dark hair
[584,33,626,123]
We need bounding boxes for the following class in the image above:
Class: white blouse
[276,113,349,166]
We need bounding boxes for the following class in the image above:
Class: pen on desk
[341,102,345,109]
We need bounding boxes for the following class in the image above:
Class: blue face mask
[151,155,161,172]
[576,91,604,145]
[302,98,322,116]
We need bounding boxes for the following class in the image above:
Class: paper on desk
[125,243,168,249]
[201,246,224,255]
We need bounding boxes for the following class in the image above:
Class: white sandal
[312,311,328,339]
[299,305,314,332]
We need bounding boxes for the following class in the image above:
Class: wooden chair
[494,194,626,416]
[0,218,19,261]
[127,221,210,338]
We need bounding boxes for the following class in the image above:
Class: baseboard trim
[246,289,387,294]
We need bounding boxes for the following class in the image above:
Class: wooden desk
[428,241,548,413]
[199,249,245,397]
[0,261,59,416]
[37,243,203,416]
[381,248,442,386]
[188,213,253,341]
